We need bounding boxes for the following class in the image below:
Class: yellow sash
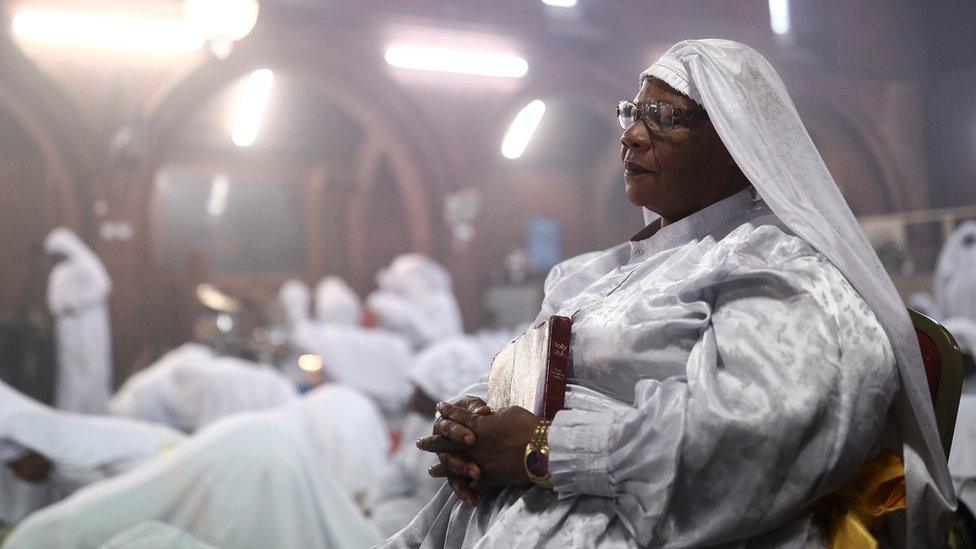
[814,450,906,549]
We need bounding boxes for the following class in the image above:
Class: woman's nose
[620,122,648,150]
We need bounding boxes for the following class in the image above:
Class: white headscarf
[4,413,383,549]
[314,276,362,325]
[375,254,463,344]
[934,221,976,322]
[110,346,297,432]
[109,344,216,430]
[171,356,297,431]
[641,39,953,545]
[277,280,311,329]
[1,380,185,524]
[43,228,112,315]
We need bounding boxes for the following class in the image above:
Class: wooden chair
[909,308,965,457]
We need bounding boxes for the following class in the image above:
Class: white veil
[641,39,953,545]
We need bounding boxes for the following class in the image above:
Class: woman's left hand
[418,402,540,493]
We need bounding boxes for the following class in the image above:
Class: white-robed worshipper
[946,317,976,514]
[368,254,464,348]
[366,332,510,536]
[292,276,412,410]
[43,227,113,414]
[108,343,216,430]
[910,222,976,322]
[291,321,413,411]
[935,222,976,322]
[289,383,391,501]
[4,384,388,549]
[0,379,184,529]
[109,344,296,432]
[397,40,954,548]
[315,276,363,325]
[277,279,312,333]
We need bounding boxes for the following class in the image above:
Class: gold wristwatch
[524,419,553,490]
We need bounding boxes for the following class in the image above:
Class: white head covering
[109,343,216,430]
[314,276,362,325]
[277,280,311,329]
[641,39,953,544]
[43,227,112,315]
[408,334,508,403]
[171,356,298,431]
[281,384,390,498]
[4,413,383,549]
[1,379,185,524]
[934,221,976,322]
[375,254,463,344]
[291,323,412,409]
[110,346,296,432]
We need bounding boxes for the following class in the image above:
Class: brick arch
[137,50,440,278]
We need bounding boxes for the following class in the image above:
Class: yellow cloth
[814,450,906,549]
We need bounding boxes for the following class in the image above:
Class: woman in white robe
[370,254,464,347]
[910,221,976,322]
[108,343,216,430]
[3,408,384,549]
[1,379,184,528]
[935,222,976,322]
[398,39,953,548]
[44,227,113,414]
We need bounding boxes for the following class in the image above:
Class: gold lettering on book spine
[553,342,569,359]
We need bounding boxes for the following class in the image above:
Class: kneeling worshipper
[395,39,954,548]
[4,384,389,548]
[108,343,216,429]
[109,344,297,432]
[0,379,184,532]
[366,331,510,536]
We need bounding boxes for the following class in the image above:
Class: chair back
[909,308,964,457]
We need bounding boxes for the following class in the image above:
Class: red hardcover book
[486,315,571,420]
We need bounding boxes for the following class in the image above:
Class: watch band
[524,419,553,490]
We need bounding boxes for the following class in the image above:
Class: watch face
[525,448,549,478]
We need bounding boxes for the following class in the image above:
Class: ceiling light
[298,354,324,372]
[11,9,203,53]
[542,0,578,6]
[231,68,274,147]
[384,44,528,78]
[502,100,546,160]
[769,0,790,35]
[207,175,231,217]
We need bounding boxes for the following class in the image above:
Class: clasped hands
[416,396,540,508]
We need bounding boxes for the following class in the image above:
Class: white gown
[4,410,385,549]
[45,228,113,414]
[382,189,898,548]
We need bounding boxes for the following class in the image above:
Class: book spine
[541,315,572,421]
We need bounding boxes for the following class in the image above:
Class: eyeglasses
[617,99,707,133]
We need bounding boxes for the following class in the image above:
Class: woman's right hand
[419,396,491,507]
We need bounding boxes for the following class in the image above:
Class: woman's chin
[625,175,658,207]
